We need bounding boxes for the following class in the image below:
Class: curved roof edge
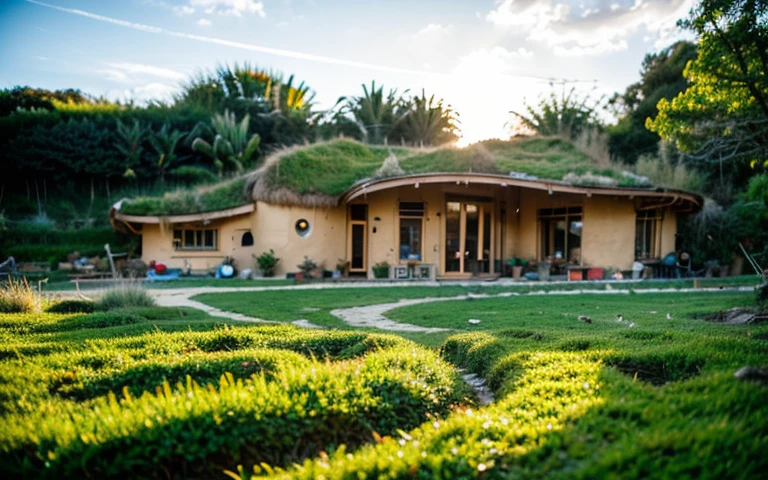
[111,202,254,226]
[340,173,703,212]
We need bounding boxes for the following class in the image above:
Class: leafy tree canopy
[607,41,697,164]
[647,0,768,182]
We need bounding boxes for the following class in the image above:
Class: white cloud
[486,0,695,56]
[105,62,186,80]
[173,5,195,15]
[129,82,178,103]
[453,46,533,76]
[197,18,212,26]
[189,0,265,17]
[413,23,454,39]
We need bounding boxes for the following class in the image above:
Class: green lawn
[2,284,766,478]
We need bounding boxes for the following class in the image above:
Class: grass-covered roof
[119,137,651,215]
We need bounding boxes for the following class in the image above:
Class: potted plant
[255,249,280,277]
[507,257,529,279]
[372,261,390,279]
[296,256,318,281]
[336,258,350,278]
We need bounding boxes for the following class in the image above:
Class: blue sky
[0,0,695,143]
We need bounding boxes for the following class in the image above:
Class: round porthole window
[295,218,311,237]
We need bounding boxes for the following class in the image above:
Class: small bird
[628,322,636,328]
[616,314,624,323]
[577,315,592,324]
[666,313,672,320]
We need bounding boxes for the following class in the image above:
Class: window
[295,219,311,237]
[539,206,582,263]
[399,202,424,260]
[241,231,254,247]
[635,210,662,259]
[173,228,217,250]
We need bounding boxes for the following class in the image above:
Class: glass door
[445,201,493,275]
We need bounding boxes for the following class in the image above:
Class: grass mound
[119,177,248,216]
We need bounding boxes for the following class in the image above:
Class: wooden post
[104,243,118,279]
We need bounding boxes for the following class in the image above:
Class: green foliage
[372,261,390,279]
[256,249,280,277]
[0,315,464,478]
[260,137,639,200]
[0,86,91,117]
[96,284,155,311]
[0,277,42,313]
[46,300,95,314]
[147,123,185,182]
[115,118,147,178]
[169,165,218,184]
[296,256,318,276]
[647,0,768,190]
[607,41,697,164]
[1,223,133,262]
[191,110,262,174]
[511,85,602,140]
[634,148,708,193]
[119,177,248,215]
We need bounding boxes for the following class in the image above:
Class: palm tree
[115,119,146,178]
[342,81,408,144]
[190,110,261,175]
[148,123,185,182]
[511,85,602,140]
[402,90,460,147]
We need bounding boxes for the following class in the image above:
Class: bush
[256,249,280,277]
[0,277,42,313]
[96,284,155,311]
[46,299,95,314]
[372,261,390,279]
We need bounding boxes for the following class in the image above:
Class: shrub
[46,299,95,314]
[372,261,390,279]
[296,256,317,278]
[0,277,42,313]
[96,284,155,311]
[256,249,280,277]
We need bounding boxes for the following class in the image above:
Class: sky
[0,0,696,145]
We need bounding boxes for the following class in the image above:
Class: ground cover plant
[1,283,766,478]
[214,288,765,479]
[0,301,471,478]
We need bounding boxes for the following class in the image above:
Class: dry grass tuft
[0,277,43,313]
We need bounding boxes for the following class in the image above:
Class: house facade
[112,172,701,279]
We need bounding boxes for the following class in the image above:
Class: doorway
[347,204,367,274]
[445,200,493,275]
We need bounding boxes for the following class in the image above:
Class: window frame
[173,228,218,251]
[635,210,663,259]
[399,202,425,262]
[537,206,583,264]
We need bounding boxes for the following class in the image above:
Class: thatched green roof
[118,137,651,216]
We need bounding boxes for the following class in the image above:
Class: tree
[148,123,185,183]
[190,110,261,174]
[607,41,697,164]
[115,119,147,178]
[647,0,768,190]
[511,84,603,140]
[401,90,460,147]
[341,81,409,144]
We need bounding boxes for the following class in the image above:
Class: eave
[339,173,703,212]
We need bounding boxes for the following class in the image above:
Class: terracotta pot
[512,266,523,279]
[730,256,744,276]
